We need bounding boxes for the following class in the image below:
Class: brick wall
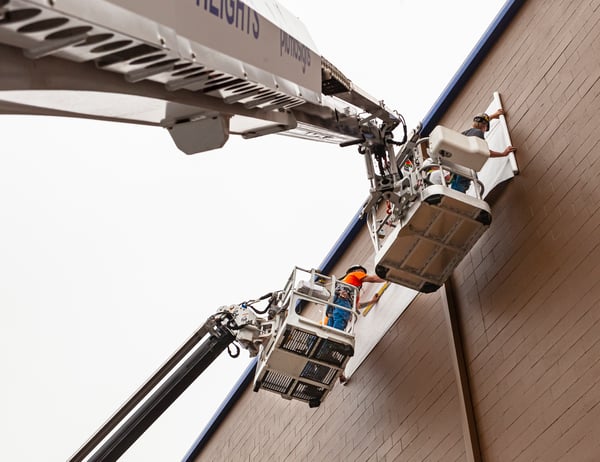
[440,0,600,460]
[195,1,600,460]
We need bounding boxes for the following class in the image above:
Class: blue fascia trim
[183,1,525,460]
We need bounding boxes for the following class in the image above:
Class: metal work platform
[374,184,492,293]
[253,268,356,407]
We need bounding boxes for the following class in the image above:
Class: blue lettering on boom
[280,30,311,74]
[196,0,260,39]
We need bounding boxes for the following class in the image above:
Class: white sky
[0,1,506,461]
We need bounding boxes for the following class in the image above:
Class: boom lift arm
[0,0,398,152]
[69,314,236,462]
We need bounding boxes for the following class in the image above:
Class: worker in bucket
[450,108,517,193]
[326,265,384,331]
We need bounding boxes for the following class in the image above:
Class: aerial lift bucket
[374,185,491,293]
[253,268,356,407]
[371,125,493,293]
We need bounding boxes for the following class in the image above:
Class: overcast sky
[0,1,506,461]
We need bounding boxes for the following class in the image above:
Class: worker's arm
[358,293,380,309]
[486,109,517,157]
[489,108,505,120]
[363,274,385,283]
[490,145,517,157]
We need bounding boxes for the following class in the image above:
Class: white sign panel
[345,283,417,377]
[471,91,519,198]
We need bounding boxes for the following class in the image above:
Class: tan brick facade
[195,1,600,460]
